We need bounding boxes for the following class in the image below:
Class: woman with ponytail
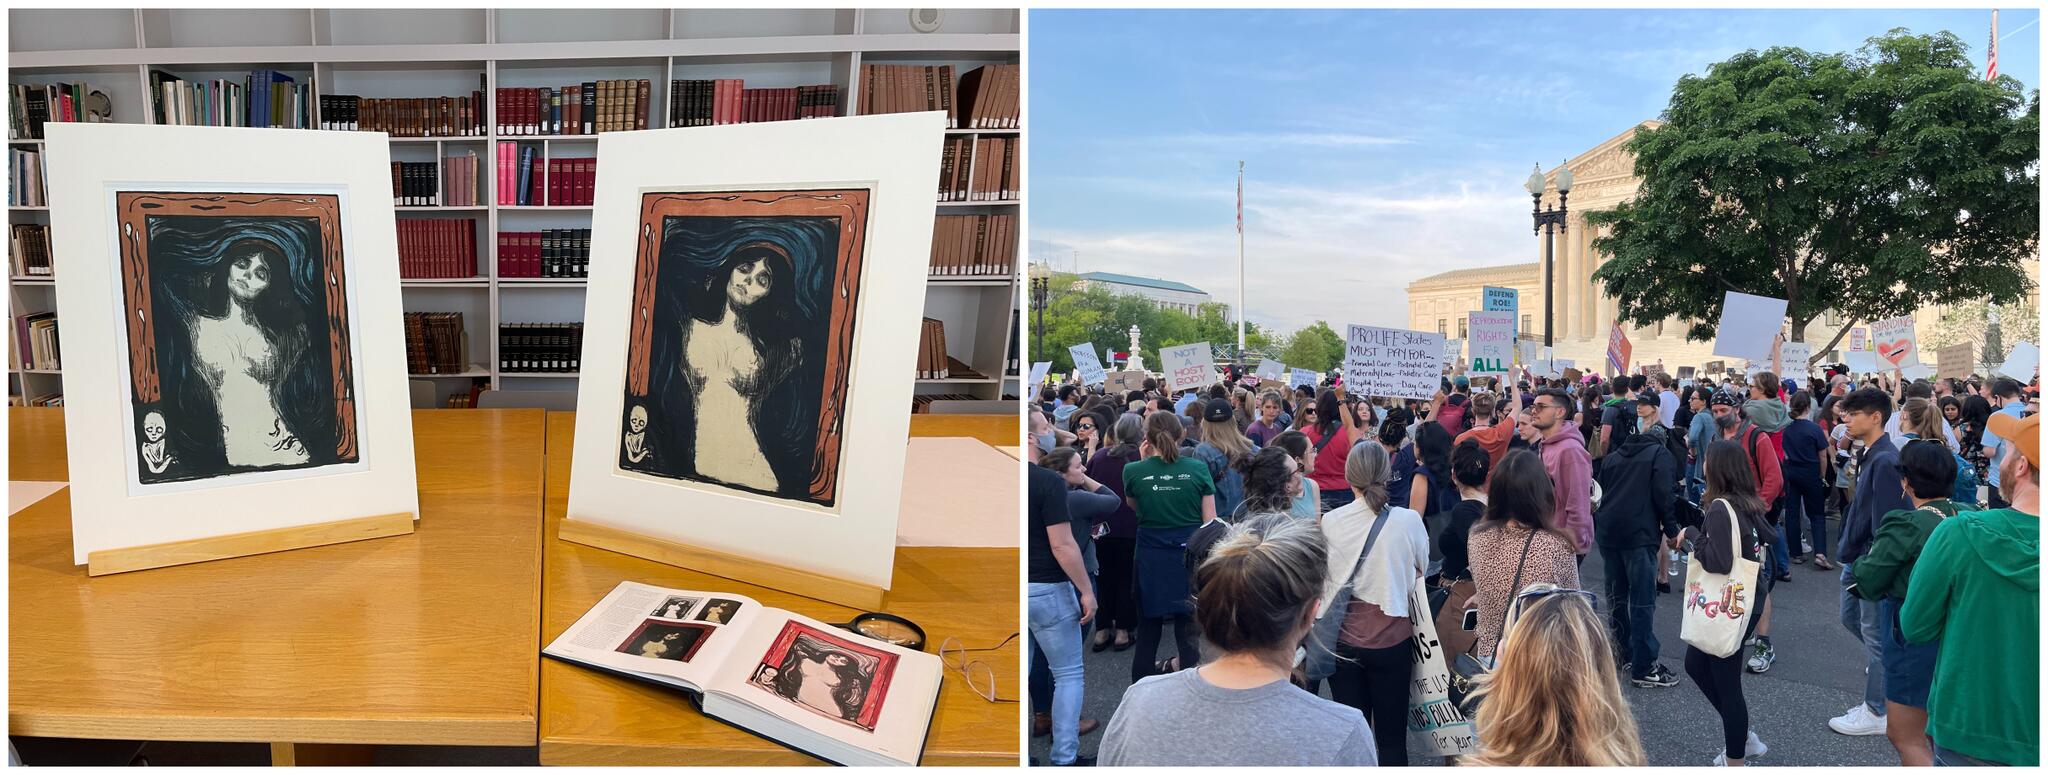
[1122,411,1215,681]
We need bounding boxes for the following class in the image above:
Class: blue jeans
[1935,744,2009,766]
[1600,544,1661,677]
[1839,566,1886,715]
[1028,581,1086,765]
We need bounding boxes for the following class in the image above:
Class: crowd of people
[1025,361,2040,766]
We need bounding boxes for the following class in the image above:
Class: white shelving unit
[8,8,1021,409]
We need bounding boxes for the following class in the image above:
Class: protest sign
[1678,366,1696,380]
[1027,361,1052,386]
[1998,342,2039,380]
[1343,325,1445,401]
[1256,358,1286,380]
[1870,315,1920,368]
[1162,342,1216,393]
[1901,363,1935,381]
[1712,291,1788,364]
[1068,343,1107,385]
[1936,343,1973,381]
[1468,311,1514,378]
[1849,327,1869,352]
[1843,350,1881,374]
[1518,340,1542,365]
[1443,339,1463,365]
[1606,324,1632,376]
[1561,366,1583,383]
[1108,370,1149,393]
[1406,581,1478,758]
[1483,286,1518,338]
[1289,368,1319,390]
[1780,342,1812,376]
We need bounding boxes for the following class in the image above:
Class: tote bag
[1679,499,1760,658]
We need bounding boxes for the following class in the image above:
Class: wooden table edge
[9,709,537,747]
[535,737,1020,767]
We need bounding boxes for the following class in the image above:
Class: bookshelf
[8,8,1022,410]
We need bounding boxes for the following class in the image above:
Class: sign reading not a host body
[1161,342,1216,393]
[1343,325,1445,401]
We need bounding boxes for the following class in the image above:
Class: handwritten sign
[1712,291,1788,364]
[1069,343,1106,386]
[1606,324,1632,376]
[1405,580,1478,757]
[1849,327,1869,352]
[1468,311,1513,378]
[1290,368,1319,390]
[1442,338,1463,366]
[1936,343,1973,381]
[1162,342,1216,393]
[1870,315,1920,368]
[1843,350,1881,374]
[1256,358,1286,380]
[1780,342,1813,376]
[1343,325,1445,401]
[1998,342,2039,380]
[1518,340,1541,366]
[1027,361,1052,386]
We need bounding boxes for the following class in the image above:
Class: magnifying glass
[832,612,927,652]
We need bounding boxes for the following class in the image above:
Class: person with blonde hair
[1099,515,1376,766]
[1318,440,1430,765]
[1460,583,1647,767]
[1191,399,1258,517]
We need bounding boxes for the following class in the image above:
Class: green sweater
[1900,507,2040,766]
[1849,499,1961,602]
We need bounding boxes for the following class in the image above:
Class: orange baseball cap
[1988,411,2039,471]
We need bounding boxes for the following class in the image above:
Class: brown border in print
[622,188,870,506]
[114,191,359,462]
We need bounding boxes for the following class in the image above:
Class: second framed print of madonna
[567,112,945,598]
[45,123,419,568]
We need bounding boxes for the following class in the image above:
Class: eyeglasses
[940,633,1020,703]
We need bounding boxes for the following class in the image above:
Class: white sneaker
[1829,703,1887,736]
[1711,731,1768,765]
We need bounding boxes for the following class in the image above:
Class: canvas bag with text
[1678,499,1760,658]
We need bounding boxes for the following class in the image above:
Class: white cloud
[1033,175,1544,336]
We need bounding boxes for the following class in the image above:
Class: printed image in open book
[746,620,899,733]
[617,189,871,510]
[114,192,359,487]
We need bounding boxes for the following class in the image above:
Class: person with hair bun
[1099,515,1377,766]
[1460,583,1647,766]
[1121,411,1215,681]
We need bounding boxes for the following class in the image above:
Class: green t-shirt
[1122,455,1215,530]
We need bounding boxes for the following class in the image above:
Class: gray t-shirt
[1098,668,1378,766]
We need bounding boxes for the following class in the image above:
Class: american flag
[1236,161,1244,234]
[1988,9,1999,81]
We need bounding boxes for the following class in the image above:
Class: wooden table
[8,408,546,765]
[538,412,1020,766]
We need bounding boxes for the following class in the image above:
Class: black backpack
[1660,424,1690,485]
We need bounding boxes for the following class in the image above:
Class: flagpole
[1988,9,1999,81]
[1237,161,1246,358]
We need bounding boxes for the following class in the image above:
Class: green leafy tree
[1277,321,1345,372]
[1586,30,2039,354]
[1920,297,2041,366]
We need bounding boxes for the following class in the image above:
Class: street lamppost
[1029,263,1051,362]
[1526,161,1573,349]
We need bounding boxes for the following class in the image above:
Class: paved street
[1028,511,1902,766]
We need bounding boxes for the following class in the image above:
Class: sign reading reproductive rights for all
[1467,311,1514,378]
[1162,342,1217,393]
[1343,324,1445,401]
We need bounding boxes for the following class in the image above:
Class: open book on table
[543,580,943,766]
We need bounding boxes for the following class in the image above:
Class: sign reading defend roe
[1343,324,1445,401]
[1162,342,1216,393]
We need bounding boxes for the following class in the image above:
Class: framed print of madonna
[566,112,944,605]
[44,123,419,572]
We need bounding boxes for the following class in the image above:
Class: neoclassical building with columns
[1409,121,1962,374]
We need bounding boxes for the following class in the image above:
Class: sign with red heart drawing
[1870,316,1920,369]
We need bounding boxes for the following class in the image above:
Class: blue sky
[1028,8,2041,334]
